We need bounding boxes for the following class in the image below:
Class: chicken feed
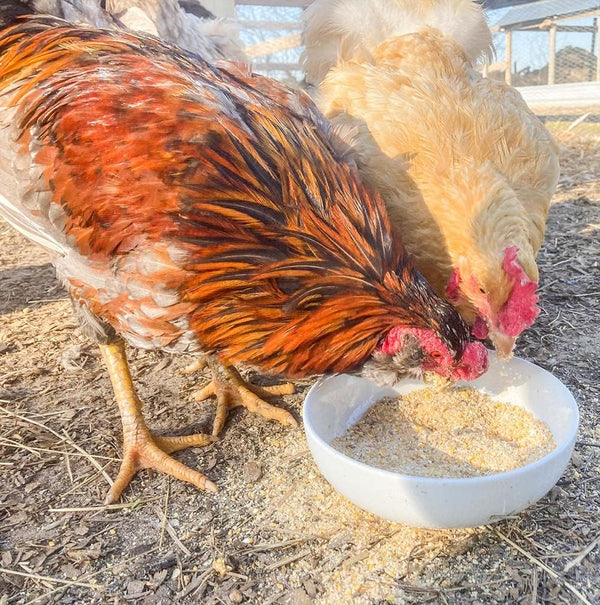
[332,387,556,477]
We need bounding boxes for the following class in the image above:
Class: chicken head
[446,246,539,358]
[363,320,488,386]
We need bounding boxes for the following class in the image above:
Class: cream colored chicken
[303,0,560,357]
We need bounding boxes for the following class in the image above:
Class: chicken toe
[100,341,217,504]
[194,359,297,436]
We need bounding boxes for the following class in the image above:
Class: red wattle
[451,341,488,381]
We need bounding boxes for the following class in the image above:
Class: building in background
[490,0,600,86]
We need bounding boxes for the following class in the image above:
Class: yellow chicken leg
[193,358,297,436]
[100,341,217,504]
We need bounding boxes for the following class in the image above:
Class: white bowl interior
[303,353,579,529]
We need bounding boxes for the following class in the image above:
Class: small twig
[0,406,115,488]
[0,405,66,441]
[531,566,538,605]
[443,579,507,593]
[64,452,74,484]
[495,530,592,605]
[547,310,562,327]
[570,291,600,298]
[159,482,171,548]
[25,583,70,605]
[537,278,559,293]
[59,463,114,498]
[31,409,87,418]
[262,590,287,605]
[0,567,101,590]
[242,537,313,554]
[564,535,600,573]
[566,113,591,132]
[264,547,311,571]
[284,448,309,461]
[255,524,333,539]
[336,529,403,570]
[343,549,370,567]
[48,499,144,513]
[577,440,600,448]
[0,438,118,461]
[174,568,212,601]
[395,581,441,595]
[24,546,162,605]
[25,298,70,304]
[0,438,42,459]
[581,475,600,486]
[61,429,113,487]
[152,504,191,557]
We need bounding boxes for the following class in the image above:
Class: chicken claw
[100,341,217,504]
[194,359,297,436]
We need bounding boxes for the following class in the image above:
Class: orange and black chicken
[0,4,487,502]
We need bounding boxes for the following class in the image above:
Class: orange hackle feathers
[0,15,472,377]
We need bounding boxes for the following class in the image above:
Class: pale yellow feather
[305,2,559,354]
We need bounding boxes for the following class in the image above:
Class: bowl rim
[303,357,580,486]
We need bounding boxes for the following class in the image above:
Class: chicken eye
[478,287,486,294]
[430,351,442,359]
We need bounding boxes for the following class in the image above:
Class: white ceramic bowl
[303,353,578,528]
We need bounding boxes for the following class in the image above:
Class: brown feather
[0,16,471,376]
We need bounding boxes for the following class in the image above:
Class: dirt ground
[0,131,599,605]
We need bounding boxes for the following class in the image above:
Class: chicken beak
[489,330,516,360]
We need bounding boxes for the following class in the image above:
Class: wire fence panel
[237,3,305,86]
[489,21,599,87]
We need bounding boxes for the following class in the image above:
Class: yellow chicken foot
[100,340,217,504]
[194,359,297,436]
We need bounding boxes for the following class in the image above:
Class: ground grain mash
[332,387,556,477]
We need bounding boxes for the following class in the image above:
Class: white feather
[33,0,247,63]
[106,0,247,63]
[0,192,68,255]
[303,0,493,85]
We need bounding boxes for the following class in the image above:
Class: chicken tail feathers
[0,1,34,28]
[0,1,120,30]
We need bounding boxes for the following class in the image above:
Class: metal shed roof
[494,0,600,29]
[233,0,544,8]
[481,0,540,8]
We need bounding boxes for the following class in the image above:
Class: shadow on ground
[0,263,66,315]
